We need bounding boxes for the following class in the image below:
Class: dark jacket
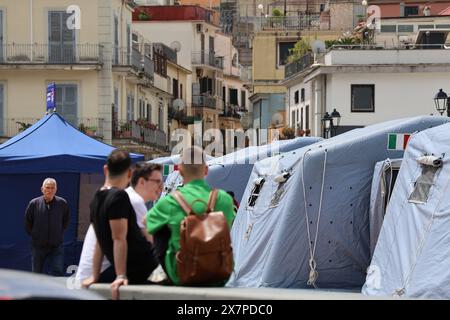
[24,196,70,247]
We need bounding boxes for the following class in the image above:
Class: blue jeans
[31,245,64,276]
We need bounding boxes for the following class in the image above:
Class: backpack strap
[172,191,193,216]
[206,189,219,213]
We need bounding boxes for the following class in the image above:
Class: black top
[24,196,70,248]
[90,188,156,283]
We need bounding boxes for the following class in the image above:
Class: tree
[287,38,312,63]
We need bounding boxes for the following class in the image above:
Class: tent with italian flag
[363,122,450,298]
[227,116,449,290]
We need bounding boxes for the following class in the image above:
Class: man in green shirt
[147,146,235,285]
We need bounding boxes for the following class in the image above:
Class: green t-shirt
[147,179,235,285]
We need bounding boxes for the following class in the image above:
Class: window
[113,88,119,131]
[114,15,119,64]
[380,25,396,33]
[270,173,290,207]
[294,90,299,104]
[300,107,304,130]
[241,90,246,110]
[296,109,299,123]
[48,11,75,63]
[180,83,183,100]
[301,88,305,102]
[305,105,309,129]
[229,88,238,106]
[436,24,450,29]
[398,25,414,33]
[146,103,152,122]
[248,178,265,207]
[0,84,3,135]
[351,85,375,112]
[55,84,77,126]
[404,6,418,16]
[139,98,145,119]
[172,78,179,99]
[291,111,295,128]
[126,94,134,121]
[408,165,441,204]
[158,102,164,130]
[418,25,434,30]
[127,24,131,65]
[0,11,3,63]
[278,42,296,66]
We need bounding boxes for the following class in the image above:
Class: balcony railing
[114,47,142,70]
[192,94,218,109]
[256,14,322,31]
[113,120,167,150]
[143,54,154,79]
[0,43,101,64]
[192,52,224,69]
[0,117,104,138]
[285,52,314,78]
[153,43,177,64]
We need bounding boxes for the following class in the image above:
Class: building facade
[283,38,450,137]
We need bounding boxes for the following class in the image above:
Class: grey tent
[363,122,450,298]
[227,116,449,289]
[159,137,321,202]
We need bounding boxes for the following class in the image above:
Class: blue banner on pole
[46,83,56,112]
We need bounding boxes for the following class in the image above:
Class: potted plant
[281,126,295,139]
[138,11,150,21]
[78,123,87,133]
[120,122,132,138]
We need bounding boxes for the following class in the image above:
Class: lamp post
[322,108,341,138]
[331,108,341,136]
[433,88,450,116]
[321,112,332,138]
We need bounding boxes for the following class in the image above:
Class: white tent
[363,122,450,298]
[160,137,321,202]
[227,116,449,289]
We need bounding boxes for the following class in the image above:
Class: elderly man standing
[24,178,70,276]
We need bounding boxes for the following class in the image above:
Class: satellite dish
[170,41,181,53]
[172,98,185,111]
[312,40,326,54]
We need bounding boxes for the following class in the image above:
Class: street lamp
[321,112,332,138]
[322,109,341,138]
[433,88,450,116]
[331,108,341,136]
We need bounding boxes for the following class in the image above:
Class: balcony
[255,14,324,32]
[168,108,202,125]
[153,43,177,64]
[113,120,167,150]
[113,47,154,81]
[285,52,314,79]
[0,43,101,66]
[192,52,224,70]
[192,94,218,110]
[0,117,104,138]
[133,5,220,26]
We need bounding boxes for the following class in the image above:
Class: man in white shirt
[74,162,163,284]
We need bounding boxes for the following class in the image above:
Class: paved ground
[88,284,392,300]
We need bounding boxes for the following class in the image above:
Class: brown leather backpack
[172,189,233,286]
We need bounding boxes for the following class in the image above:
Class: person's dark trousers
[31,245,64,276]
[153,226,171,275]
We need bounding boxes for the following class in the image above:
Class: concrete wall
[252,34,286,81]
[286,80,312,131]
[325,72,446,127]
[330,2,355,32]
[0,69,98,119]
[325,49,450,65]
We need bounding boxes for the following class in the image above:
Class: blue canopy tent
[0,113,144,272]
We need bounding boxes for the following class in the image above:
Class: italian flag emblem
[163,164,178,176]
[388,133,411,150]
